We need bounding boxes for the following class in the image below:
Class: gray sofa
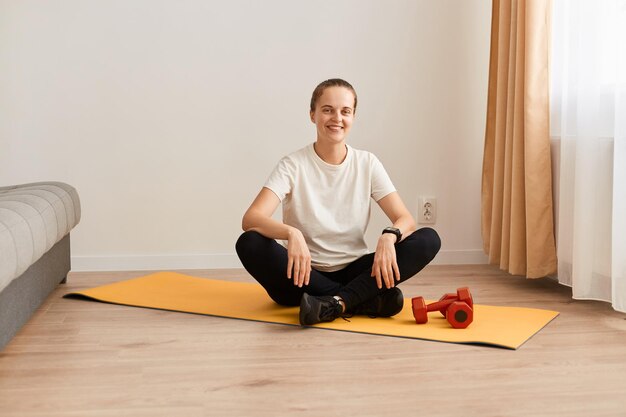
[0,182,81,349]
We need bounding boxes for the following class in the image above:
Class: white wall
[0,0,491,271]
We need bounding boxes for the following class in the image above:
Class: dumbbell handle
[425,298,460,313]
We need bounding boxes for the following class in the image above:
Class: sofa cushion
[0,182,81,292]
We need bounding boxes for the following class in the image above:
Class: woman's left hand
[371,234,400,289]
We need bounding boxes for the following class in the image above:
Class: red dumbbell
[411,287,474,329]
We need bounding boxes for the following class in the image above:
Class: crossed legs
[235,228,441,311]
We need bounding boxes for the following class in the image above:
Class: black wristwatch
[382,227,402,243]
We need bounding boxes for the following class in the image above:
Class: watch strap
[382,227,402,243]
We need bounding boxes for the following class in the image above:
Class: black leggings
[235,228,441,310]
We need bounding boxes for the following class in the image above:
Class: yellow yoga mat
[64,272,559,350]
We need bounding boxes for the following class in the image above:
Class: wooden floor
[1,265,626,416]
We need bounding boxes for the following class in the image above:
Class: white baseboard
[71,254,243,272]
[71,249,488,272]
[431,249,489,265]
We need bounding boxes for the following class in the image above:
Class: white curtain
[550,0,626,312]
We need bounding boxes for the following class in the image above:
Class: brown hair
[310,78,358,113]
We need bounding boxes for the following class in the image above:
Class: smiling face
[310,86,356,146]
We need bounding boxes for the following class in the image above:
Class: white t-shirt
[264,143,396,272]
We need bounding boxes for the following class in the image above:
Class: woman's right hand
[241,188,311,287]
[286,228,311,287]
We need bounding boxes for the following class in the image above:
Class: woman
[236,78,441,326]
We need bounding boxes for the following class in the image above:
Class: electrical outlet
[418,196,437,224]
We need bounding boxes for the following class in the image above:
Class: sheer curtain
[550,0,626,312]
